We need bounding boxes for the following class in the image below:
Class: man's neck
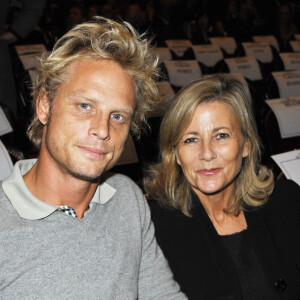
[23,158,98,219]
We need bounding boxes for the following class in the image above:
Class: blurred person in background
[0,0,46,117]
[273,2,298,51]
[66,3,86,31]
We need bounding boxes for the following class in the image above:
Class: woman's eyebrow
[213,126,230,132]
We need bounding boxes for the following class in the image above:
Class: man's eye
[217,133,229,139]
[183,137,197,144]
[79,103,90,109]
[111,113,124,121]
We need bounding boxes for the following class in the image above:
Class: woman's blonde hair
[144,74,274,216]
[27,16,160,148]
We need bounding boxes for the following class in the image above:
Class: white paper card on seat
[0,140,13,181]
[225,56,262,81]
[228,72,248,86]
[279,53,300,71]
[157,81,175,100]
[151,47,172,64]
[271,70,300,98]
[19,51,51,71]
[209,37,237,55]
[15,44,47,55]
[0,107,13,136]
[150,81,175,117]
[165,40,193,57]
[242,42,273,63]
[294,34,300,41]
[164,60,202,87]
[252,35,279,52]
[290,41,300,52]
[192,44,223,67]
[271,150,300,187]
[203,72,248,87]
[266,97,300,138]
[116,134,138,166]
[28,69,37,83]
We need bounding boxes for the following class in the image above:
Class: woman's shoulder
[273,179,300,194]
[257,179,300,222]
[149,200,188,221]
[149,200,192,234]
[268,179,300,207]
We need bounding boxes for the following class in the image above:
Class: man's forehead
[60,59,131,82]
[52,59,136,109]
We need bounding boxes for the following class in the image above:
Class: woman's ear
[174,148,182,166]
[36,93,51,125]
[242,138,250,158]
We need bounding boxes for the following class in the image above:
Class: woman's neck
[193,185,247,235]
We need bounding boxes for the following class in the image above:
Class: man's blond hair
[27,17,160,148]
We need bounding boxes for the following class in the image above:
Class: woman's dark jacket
[150,180,300,299]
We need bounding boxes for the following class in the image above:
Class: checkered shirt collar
[57,206,78,218]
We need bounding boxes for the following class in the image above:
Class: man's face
[38,59,135,181]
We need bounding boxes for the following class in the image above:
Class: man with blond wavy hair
[0,17,186,299]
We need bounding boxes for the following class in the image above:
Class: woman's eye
[217,133,229,139]
[79,103,90,110]
[183,137,197,144]
[111,113,124,121]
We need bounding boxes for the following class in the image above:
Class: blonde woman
[145,74,300,299]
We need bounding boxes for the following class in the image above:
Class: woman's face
[175,101,249,198]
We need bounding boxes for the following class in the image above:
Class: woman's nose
[199,140,216,161]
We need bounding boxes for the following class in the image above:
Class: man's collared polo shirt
[2,159,116,220]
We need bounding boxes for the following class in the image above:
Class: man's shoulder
[101,172,145,202]
[103,171,135,185]
[0,181,14,214]
[0,182,6,198]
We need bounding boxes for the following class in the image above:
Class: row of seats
[1,36,300,185]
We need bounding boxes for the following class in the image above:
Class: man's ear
[36,93,51,125]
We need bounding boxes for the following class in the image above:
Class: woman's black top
[150,180,300,299]
[221,229,272,299]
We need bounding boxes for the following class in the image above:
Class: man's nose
[88,113,110,140]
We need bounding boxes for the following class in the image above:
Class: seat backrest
[265,97,300,139]
[279,53,300,71]
[0,140,14,181]
[264,108,300,156]
[151,47,172,65]
[252,35,280,52]
[224,56,263,81]
[209,37,238,57]
[165,39,195,60]
[149,81,175,118]
[192,44,224,67]
[164,60,202,89]
[289,40,300,52]
[270,70,300,98]
[242,42,273,64]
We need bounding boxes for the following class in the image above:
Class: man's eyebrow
[69,91,95,101]
[111,108,134,116]
[69,91,134,115]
